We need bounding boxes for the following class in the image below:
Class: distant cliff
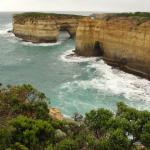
[75,15,150,78]
[13,13,83,43]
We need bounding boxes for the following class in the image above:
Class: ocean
[0,12,150,117]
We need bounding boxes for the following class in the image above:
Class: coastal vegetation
[114,12,150,18]
[0,84,150,149]
[14,12,82,18]
[111,12,150,25]
[13,12,82,23]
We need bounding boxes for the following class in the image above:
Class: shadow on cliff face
[94,41,104,56]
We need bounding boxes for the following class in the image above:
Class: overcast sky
[0,0,150,12]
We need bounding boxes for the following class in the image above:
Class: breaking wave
[0,23,12,35]
[0,23,63,47]
[21,41,62,47]
[60,50,150,102]
[7,35,62,47]
[60,49,98,62]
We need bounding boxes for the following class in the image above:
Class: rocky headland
[13,12,84,43]
[13,12,150,79]
[75,13,150,79]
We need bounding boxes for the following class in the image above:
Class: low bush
[0,84,150,149]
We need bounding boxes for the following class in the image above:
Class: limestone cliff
[13,13,83,43]
[75,17,150,78]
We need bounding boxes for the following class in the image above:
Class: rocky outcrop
[13,13,83,43]
[49,108,63,121]
[75,17,150,78]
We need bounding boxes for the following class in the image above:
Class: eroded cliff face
[76,17,150,77]
[13,14,82,43]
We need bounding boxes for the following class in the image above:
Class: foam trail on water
[21,30,71,46]
[0,23,12,35]
[7,35,63,47]
[88,60,150,101]
[0,23,62,47]
[21,41,62,47]
[60,50,150,102]
[60,49,98,62]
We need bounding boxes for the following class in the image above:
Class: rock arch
[13,13,82,43]
[58,23,72,38]
[57,21,77,38]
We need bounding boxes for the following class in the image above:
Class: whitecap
[0,23,12,35]
[87,60,150,101]
[60,49,98,63]
[0,23,62,47]
[6,34,62,47]
[21,40,62,47]
[60,54,150,102]
[73,74,80,79]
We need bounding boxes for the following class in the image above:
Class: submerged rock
[72,112,83,122]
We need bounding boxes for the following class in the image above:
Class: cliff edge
[13,12,83,43]
[75,14,150,78]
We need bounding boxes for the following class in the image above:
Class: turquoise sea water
[0,12,150,117]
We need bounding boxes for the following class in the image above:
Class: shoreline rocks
[49,108,64,121]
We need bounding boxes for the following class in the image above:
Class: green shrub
[0,84,50,124]
[13,142,29,150]
[56,138,78,150]
[107,129,131,150]
[10,115,55,150]
[108,117,131,133]
[140,122,150,147]
[1,84,150,149]
[85,108,113,138]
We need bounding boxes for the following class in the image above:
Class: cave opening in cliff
[58,30,70,41]
[58,26,71,41]
[94,41,104,56]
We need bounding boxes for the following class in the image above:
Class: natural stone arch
[94,41,104,56]
[58,30,70,41]
[13,13,82,43]
[58,23,73,38]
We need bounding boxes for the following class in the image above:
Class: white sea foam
[60,51,150,101]
[21,31,69,47]
[0,23,62,47]
[88,60,150,101]
[0,23,12,35]
[7,34,62,47]
[21,41,62,47]
[60,49,98,62]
